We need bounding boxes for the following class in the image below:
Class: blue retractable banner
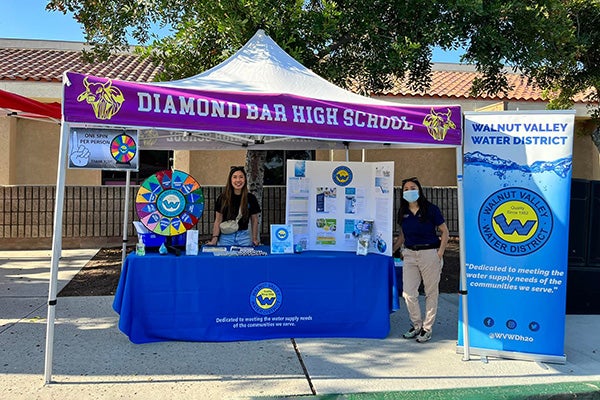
[459,111,575,362]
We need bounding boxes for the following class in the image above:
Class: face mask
[403,190,419,203]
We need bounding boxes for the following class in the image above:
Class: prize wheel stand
[135,169,204,256]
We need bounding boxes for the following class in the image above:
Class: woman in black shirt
[208,166,261,246]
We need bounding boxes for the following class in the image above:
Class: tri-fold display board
[285,160,394,256]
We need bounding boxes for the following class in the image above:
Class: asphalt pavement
[1,249,599,399]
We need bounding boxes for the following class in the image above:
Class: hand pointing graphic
[70,144,90,167]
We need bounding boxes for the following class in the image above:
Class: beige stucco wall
[14,119,62,184]
[317,148,457,186]
[2,116,599,186]
[316,120,599,185]
[2,117,100,185]
[0,117,17,185]
[174,150,247,186]
[371,148,458,186]
[572,121,600,180]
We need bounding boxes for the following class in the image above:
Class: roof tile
[0,41,591,103]
[380,69,589,103]
[0,46,162,83]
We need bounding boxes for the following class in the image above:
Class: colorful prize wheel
[110,133,137,164]
[135,170,204,236]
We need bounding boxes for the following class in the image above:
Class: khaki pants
[401,248,443,332]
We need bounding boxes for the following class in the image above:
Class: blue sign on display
[270,224,294,254]
[460,111,575,362]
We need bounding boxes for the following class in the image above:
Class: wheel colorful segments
[110,134,137,164]
[135,170,204,236]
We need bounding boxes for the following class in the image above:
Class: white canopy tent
[143,29,413,151]
[45,30,468,382]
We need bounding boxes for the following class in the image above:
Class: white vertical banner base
[456,346,566,364]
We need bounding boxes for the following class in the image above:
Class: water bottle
[136,237,146,256]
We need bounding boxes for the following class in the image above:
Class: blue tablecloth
[113,248,398,343]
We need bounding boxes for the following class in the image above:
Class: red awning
[0,88,61,121]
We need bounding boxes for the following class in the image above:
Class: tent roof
[0,88,61,122]
[63,30,462,149]
[161,30,387,106]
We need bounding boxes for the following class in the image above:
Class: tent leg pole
[456,146,470,361]
[121,170,131,266]
[44,121,69,384]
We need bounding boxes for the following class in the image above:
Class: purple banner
[64,72,462,146]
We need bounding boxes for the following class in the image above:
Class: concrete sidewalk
[1,249,599,399]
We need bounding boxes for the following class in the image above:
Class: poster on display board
[68,127,139,170]
[460,111,575,362]
[285,160,394,256]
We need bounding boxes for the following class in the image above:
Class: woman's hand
[250,214,260,246]
[209,212,223,246]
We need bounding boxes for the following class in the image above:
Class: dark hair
[220,166,249,219]
[397,177,430,225]
[401,176,419,186]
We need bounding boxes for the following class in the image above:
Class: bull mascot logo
[423,108,456,141]
[77,76,125,120]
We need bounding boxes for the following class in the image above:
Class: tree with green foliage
[46,0,459,94]
[455,0,600,148]
[47,0,600,147]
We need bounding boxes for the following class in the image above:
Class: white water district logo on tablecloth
[478,187,553,256]
[250,282,282,315]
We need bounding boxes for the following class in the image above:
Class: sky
[3,0,464,63]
